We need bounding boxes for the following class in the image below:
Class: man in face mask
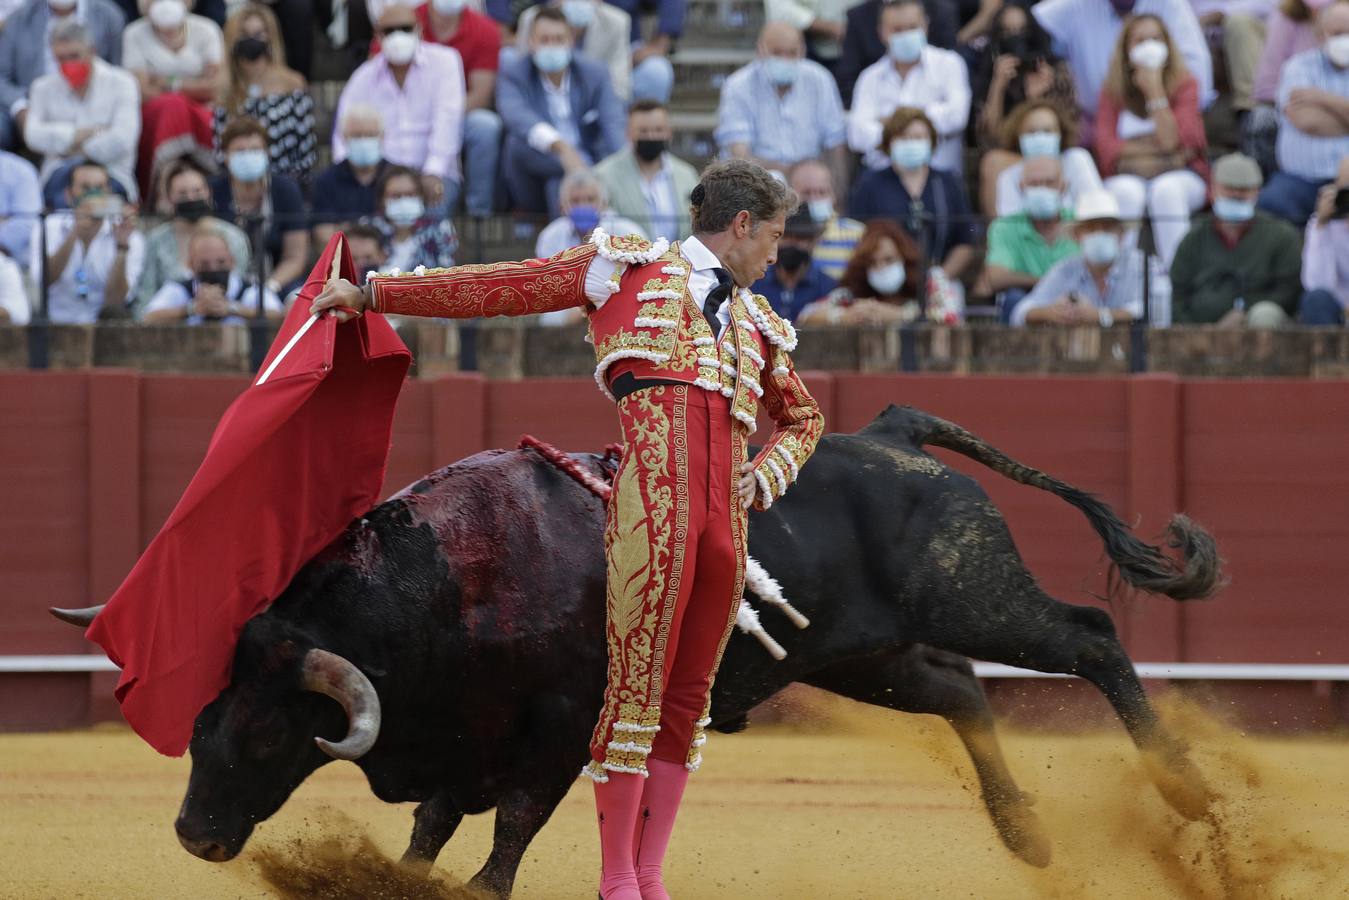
[750,205,836,320]
[135,158,252,310]
[532,169,646,324]
[846,0,970,173]
[787,158,863,280]
[1171,152,1302,326]
[716,23,848,184]
[498,6,627,216]
[1257,1,1349,225]
[517,0,635,100]
[592,99,699,242]
[141,224,282,324]
[24,19,140,207]
[1013,189,1144,326]
[985,156,1081,323]
[313,104,388,247]
[335,3,467,218]
[0,0,126,152]
[369,0,503,216]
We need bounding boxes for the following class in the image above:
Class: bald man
[714,22,848,188]
[313,105,391,247]
[984,155,1082,323]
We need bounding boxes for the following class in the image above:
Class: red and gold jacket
[367,229,824,510]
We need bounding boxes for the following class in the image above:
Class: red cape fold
[85,234,411,756]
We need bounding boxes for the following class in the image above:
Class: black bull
[53,405,1221,897]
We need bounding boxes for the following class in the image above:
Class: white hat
[1074,190,1121,223]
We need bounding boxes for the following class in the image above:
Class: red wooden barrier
[2,370,1347,731]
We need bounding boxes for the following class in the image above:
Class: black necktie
[704,267,732,336]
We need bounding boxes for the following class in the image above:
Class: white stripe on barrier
[973,662,1349,681]
[3,656,1349,681]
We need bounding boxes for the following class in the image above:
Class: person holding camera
[141,220,281,324]
[1298,155,1349,324]
[33,160,143,324]
[973,3,1075,150]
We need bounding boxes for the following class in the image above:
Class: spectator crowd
[0,0,1346,329]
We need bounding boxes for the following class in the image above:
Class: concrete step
[670,111,720,162]
[670,47,753,116]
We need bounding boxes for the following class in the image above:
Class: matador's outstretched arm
[311,230,670,322]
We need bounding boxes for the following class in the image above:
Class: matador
[312,160,824,900]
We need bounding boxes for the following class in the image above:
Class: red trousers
[585,385,748,779]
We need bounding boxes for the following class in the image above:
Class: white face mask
[148,0,186,29]
[1327,34,1349,68]
[382,30,420,66]
[385,195,425,226]
[431,0,466,14]
[1081,231,1121,266]
[867,261,906,296]
[1128,38,1169,70]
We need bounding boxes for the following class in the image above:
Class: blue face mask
[1019,131,1061,159]
[889,138,931,171]
[1212,195,1256,223]
[533,45,571,74]
[887,28,926,63]
[227,148,269,183]
[763,56,799,86]
[561,0,594,29]
[567,204,600,234]
[1022,186,1062,221]
[346,137,382,168]
[1081,231,1120,265]
[807,198,834,223]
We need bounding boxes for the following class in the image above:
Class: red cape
[86,234,412,756]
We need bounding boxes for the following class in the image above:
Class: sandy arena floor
[2,691,1347,900]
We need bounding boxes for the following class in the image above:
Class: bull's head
[50,607,382,862]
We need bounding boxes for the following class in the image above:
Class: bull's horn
[50,605,106,627]
[301,648,381,761]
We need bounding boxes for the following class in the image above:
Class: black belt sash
[608,371,686,402]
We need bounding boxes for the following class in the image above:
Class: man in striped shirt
[788,158,864,281]
[1258,1,1349,225]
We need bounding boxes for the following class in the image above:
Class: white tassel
[744,555,811,629]
[736,599,787,660]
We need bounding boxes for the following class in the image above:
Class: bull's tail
[906,408,1223,601]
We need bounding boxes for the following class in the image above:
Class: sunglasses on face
[380,23,416,35]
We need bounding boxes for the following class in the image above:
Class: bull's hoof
[990,799,1052,868]
[1142,750,1214,821]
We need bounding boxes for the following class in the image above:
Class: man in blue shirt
[1257,3,1349,225]
[751,206,836,320]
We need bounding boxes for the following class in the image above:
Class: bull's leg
[943,599,1212,820]
[803,646,1052,868]
[400,790,464,872]
[468,777,574,899]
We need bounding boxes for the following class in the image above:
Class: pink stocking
[632,758,690,900]
[594,772,645,900]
